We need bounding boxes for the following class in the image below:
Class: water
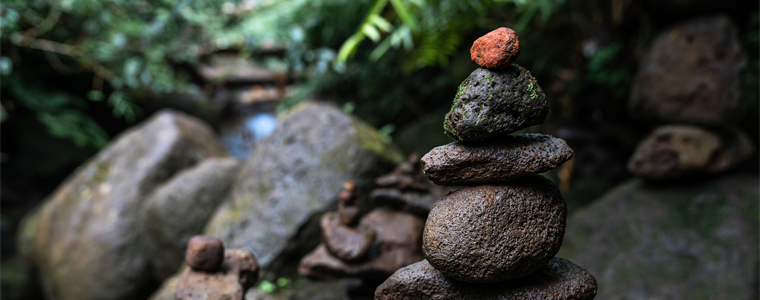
[219,111,278,159]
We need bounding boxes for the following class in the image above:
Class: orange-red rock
[470,27,520,69]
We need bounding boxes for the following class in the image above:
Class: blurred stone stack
[174,236,259,300]
[298,177,425,285]
[375,28,597,299]
[627,15,754,180]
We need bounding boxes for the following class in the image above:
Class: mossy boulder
[444,65,548,141]
[559,174,759,299]
[202,102,403,280]
[18,110,227,300]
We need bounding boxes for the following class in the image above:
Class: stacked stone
[375,27,597,299]
[175,236,259,300]
[627,15,754,181]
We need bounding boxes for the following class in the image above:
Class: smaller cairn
[376,27,597,299]
[322,181,376,261]
[370,154,437,215]
[175,236,259,300]
[299,180,425,282]
[627,16,755,180]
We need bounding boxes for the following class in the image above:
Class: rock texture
[559,174,759,299]
[627,125,754,180]
[299,209,425,281]
[204,102,403,279]
[376,258,597,300]
[19,110,226,300]
[175,249,259,300]
[140,157,239,278]
[421,133,573,185]
[444,65,547,141]
[422,176,567,282]
[470,27,520,69]
[629,15,746,126]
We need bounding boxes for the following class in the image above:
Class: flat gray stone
[423,176,566,283]
[444,65,548,141]
[375,258,597,300]
[421,133,573,185]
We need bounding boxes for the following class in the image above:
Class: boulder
[627,125,754,180]
[470,27,520,69]
[299,209,425,281]
[444,65,548,141]
[375,258,597,300]
[20,110,226,300]
[629,15,746,126]
[203,102,404,279]
[175,249,259,300]
[423,176,566,283]
[140,157,240,278]
[421,134,573,185]
[559,174,759,299]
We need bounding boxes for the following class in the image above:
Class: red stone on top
[470,27,520,69]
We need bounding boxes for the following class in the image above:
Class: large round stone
[422,176,566,283]
[444,65,548,141]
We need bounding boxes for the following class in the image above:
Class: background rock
[627,125,754,180]
[140,157,240,278]
[629,15,746,126]
[423,176,566,283]
[370,189,438,216]
[19,110,226,300]
[559,174,759,299]
[203,102,404,280]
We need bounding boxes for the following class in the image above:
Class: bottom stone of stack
[375,257,597,300]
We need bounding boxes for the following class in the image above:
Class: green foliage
[586,42,633,99]
[2,0,572,145]
[4,75,109,148]
[337,0,567,72]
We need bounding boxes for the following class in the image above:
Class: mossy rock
[444,65,548,141]
[203,102,403,280]
[559,174,759,299]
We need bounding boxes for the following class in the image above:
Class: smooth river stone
[421,133,573,185]
[444,65,548,141]
[422,176,566,283]
[375,258,597,300]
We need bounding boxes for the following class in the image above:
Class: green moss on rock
[443,65,548,141]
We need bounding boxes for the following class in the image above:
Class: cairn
[375,27,597,299]
[175,236,259,300]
